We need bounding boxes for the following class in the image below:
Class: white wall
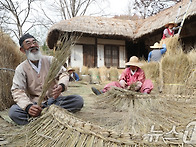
[119,46,126,68]
[97,45,104,67]
[70,45,83,69]
[97,38,126,68]
[71,37,126,69]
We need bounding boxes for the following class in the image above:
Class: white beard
[26,48,42,61]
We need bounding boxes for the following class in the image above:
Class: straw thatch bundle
[161,52,191,95]
[141,62,160,90]
[164,35,183,55]
[186,49,196,94]
[98,66,109,82]
[8,105,146,146]
[81,66,89,75]
[0,31,25,110]
[97,87,196,136]
[109,67,119,81]
[38,33,78,106]
[88,68,100,84]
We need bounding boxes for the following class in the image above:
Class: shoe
[91,87,102,95]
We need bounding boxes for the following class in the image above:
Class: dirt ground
[0,81,127,146]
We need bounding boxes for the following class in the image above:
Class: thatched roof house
[135,0,196,39]
[47,0,196,68]
[47,16,136,49]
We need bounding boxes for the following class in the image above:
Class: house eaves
[47,16,136,49]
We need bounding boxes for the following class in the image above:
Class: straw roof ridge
[134,0,196,38]
[47,0,196,48]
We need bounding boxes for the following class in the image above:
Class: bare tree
[130,0,181,19]
[0,0,106,41]
[0,0,33,38]
[45,0,104,20]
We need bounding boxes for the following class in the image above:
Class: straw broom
[37,33,79,106]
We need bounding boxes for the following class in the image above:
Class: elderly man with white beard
[9,33,84,125]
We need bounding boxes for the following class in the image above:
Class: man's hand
[28,105,42,117]
[52,84,62,99]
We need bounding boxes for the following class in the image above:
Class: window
[104,45,119,67]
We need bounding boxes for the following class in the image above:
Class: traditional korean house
[47,0,196,69]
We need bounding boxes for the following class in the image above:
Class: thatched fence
[0,31,25,110]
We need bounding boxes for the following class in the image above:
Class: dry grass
[108,67,119,81]
[0,31,25,110]
[97,87,195,135]
[142,36,196,95]
[6,105,150,146]
[38,33,79,106]
[80,66,89,75]
[88,68,100,84]
[98,66,109,82]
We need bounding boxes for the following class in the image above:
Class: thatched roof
[135,0,196,38]
[47,0,196,49]
[47,16,136,49]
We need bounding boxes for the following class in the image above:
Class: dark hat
[19,33,35,46]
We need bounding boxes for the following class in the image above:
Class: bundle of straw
[8,105,144,146]
[141,62,159,84]
[88,68,100,84]
[97,87,195,135]
[109,67,119,81]
[0,31,25,110]
[161,52,190,94]
[186,49,196,94]
[81,66,89,75]
[164,35,183,55]
[98,66,109,82]
[38,33,79,106]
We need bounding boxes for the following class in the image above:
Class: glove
[119,80,127,88]
[135,81,142,91]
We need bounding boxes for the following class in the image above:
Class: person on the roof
[162,22,177,39]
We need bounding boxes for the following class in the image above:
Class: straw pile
[109,67,119,81]
[81,66,89,75]
[88,68,100,84]
[141,61,160,92]
[142,36,196,94]
[8,105,145,146]
[162,35,183,55]
[80,66,90,83]
[161,52,191,94]
[97,87,195,136]
[160,36,195,94]
[0,31,25,110]
[186,49,196,94]
[98,66,109,82]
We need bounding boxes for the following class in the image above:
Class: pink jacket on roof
[102,67,153,94]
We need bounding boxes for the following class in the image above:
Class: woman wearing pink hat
[91,56,153,95]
